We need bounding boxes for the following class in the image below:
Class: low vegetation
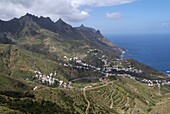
[0,14,170,113]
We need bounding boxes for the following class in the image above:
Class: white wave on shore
[166,71,170,76]
[121,51,126,59]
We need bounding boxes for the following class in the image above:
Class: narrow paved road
[86,81,112,91]
[83,82,112,114]
[110,86,114,109]
[83,86,92,114]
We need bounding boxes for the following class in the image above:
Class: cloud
[106,12,123,20]
[71,0,134,7]
[0,0,134,22]
[161,22,170,28]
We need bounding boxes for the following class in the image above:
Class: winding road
[110,83,114,109]
[83,82,113,114]
[83,86,92,114]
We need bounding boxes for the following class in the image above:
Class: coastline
[110,35,170,77]
[120,50,126,59]
[120,49,170,76]
[166,71,170,76]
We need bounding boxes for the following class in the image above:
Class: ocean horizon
[107,34,170,76]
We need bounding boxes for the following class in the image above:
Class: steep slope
[0,44,61,79]
[0,18,19,44]
[0,13,123,59]
[0,13,170,114]
[0,76,168,114]
[0,13,168,82]
[76,24,122,57]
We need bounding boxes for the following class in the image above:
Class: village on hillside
[32,49,170,90]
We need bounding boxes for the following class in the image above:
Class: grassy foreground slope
[149,94,170,114]
[0,14,170,113]
[0,43,169,114]
[0,75,168,114]
[32,76,167,114]
[0,44,61,78]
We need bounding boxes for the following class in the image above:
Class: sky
[0,0,170,35]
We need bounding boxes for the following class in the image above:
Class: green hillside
[0,75,169,114]
[0,44,60,78]
[0,14,170,114]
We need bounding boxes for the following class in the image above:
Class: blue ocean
[107,34,170,76]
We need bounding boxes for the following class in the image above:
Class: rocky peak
[55,18,73,32]
[25,13,33,17]
[21,13,39,21]
[19,13,35,24]
[95,30,103,36]
[55,18,70,26]
[80,24,85,28]
[76,24,97,34]
[0,16,20,34]
[39,16,52,23]
[57,18,64,22]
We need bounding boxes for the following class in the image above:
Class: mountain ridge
[0,13,169,81]
[0,13,170,114]
[0,13,123,58]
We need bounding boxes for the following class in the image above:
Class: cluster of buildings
[32,50,170,89]
[103,65,143,74]
[87,49,98,54]
[62,52,144,80]
[75,59,97,69]
[33,71,69,88]
[63,56,79,61]
[141,79,170,87]
[141,79,155,87]
[162,80,170,85]
[62,54,170,88]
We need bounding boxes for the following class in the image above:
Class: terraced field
[0,75,168,114]
[0,13,170,114]
[92,84,135,113]
[82,77,161,114]
[149,93,170,114]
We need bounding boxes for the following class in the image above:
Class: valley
[0,14,170,114]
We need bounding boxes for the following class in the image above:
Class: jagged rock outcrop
[0,13,123,58]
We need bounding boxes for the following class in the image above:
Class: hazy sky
[0,0,170,35]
